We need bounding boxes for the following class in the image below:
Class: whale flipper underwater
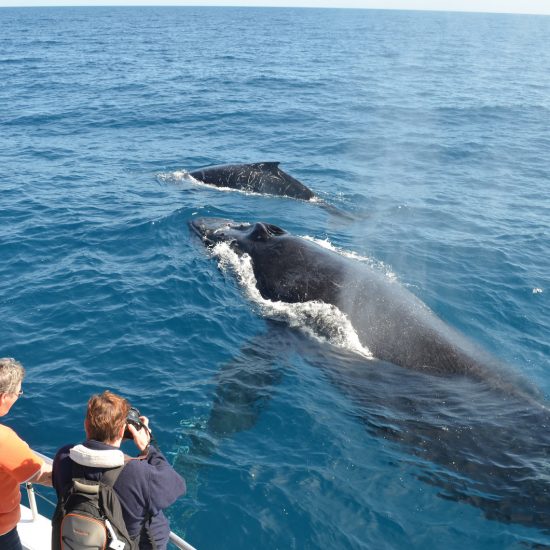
[189,162,352,218]
[189,217,543,406]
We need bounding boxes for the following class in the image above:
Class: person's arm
[28,460,53,486]
[145,446,186,511]
[128,417,186,510]
[0,426,47,486]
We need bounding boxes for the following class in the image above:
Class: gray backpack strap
[100,464,125,487]
[99,464,138,550]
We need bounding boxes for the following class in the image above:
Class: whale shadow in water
[185,325,550,536]
[189,162,354,220]
[308,344,550,535]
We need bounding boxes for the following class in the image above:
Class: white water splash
[156,170,192,186]
[303,236,397,281]
[157,170,231,191]
[211,242,373,359]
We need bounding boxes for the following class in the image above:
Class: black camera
[123,406,144,439]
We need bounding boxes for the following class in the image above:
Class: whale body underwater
[189,162,316,201]
[190,217,542,404]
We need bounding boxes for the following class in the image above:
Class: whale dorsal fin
[251,162,280,173]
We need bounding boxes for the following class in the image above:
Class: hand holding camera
[124,406,152,454]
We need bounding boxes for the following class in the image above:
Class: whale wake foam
[211,241,374,359]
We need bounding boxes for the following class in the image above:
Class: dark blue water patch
[0,56,43,64]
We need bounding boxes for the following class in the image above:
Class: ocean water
[1,6,549,549]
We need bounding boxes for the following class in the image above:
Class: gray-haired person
[0,358,52,550]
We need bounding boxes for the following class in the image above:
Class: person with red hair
[52,390,186,550]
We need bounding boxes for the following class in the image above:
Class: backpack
[52,464,138,550]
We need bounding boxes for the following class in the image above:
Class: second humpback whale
[189,162,315,200]
[190,216,541,404]
[189,163,354,218]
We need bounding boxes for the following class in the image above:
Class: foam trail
[157,170,229,191]
[303,236,397,280]
[211,242,373,359]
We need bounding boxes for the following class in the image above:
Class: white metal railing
[27,451,197,550]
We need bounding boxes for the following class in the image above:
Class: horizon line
[0,0,550,16]
[1,1,550,17]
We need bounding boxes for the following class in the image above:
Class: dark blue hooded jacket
[52,440,186,550]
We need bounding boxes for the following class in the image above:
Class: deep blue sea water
[1,6,549,549]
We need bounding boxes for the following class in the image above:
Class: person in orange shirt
[0,358,52,550]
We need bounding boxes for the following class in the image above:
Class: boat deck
[19,504,52,550]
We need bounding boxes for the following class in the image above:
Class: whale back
[244,231,347,304]
[243,228,538,398]
[190,162,315,200]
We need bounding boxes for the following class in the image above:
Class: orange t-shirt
[0,424,43,535]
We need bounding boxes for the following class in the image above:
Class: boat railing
[27,451,197,550]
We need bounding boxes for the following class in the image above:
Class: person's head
[85,390,130,445]
[0,358,25,417]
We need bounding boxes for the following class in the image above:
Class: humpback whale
[190,217,541,403]
[187,217,550,535]
[189,162,315,201]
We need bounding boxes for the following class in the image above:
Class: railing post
[26,482,38,522]
[169,531,198,550]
